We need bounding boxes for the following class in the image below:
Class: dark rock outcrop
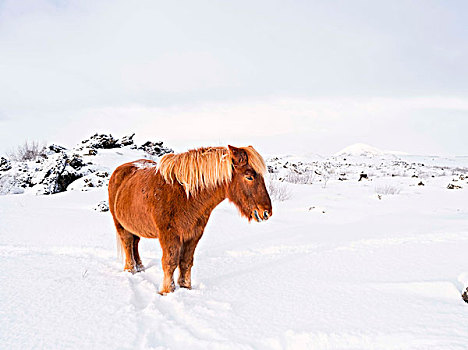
[0,157,12,171]
[1,133,173,196]
[80,133,120,149]
[119,133,135,147]
[49,144,67,153]
[447,183,462,190]
[138,141,173,157]
[32,153,83,194]
[94,200,109,212]
[462,288,468,303]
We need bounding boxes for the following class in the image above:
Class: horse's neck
[195,183,227,214]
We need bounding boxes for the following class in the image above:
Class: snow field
[1,147,468,349]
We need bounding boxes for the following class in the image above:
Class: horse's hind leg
[133,236,145,272]
[116,224,139,274]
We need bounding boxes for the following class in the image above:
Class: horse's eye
[246,176,254,181]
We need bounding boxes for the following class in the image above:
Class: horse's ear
[228,145,247,166]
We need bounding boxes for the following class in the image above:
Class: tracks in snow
[0,244,239,349]
[123,267,238,350]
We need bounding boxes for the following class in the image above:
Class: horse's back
[108,159,150,209]
[109,159,161,238]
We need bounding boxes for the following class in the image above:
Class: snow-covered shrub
[283,170,316,184]
[267,179,292,201]
[321,169,331,188]
[7,141,46,161]
[374,185,401,195]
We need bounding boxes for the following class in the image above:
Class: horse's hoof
[124,266,137,274]
[178,282,192,289]
[124,264,145,274]
[159,283,175,295]
[124,268,134,274]
[158,288,174,295]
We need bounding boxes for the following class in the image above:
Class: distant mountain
[334,143,408,157]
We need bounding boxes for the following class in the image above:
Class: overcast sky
[1,0,467,156]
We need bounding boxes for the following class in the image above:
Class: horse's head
[226,145,272,222]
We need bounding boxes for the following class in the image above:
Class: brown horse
[108,145,272,294]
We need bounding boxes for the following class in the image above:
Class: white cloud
[0,1,467,155]
[2,96,466,156]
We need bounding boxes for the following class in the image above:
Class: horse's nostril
[263,210,269,220]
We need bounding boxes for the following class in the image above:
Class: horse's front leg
[178,236,201,289]
[159,234,181,295]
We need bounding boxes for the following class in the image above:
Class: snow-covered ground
[1,142,468,349]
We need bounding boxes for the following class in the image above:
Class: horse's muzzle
[253,209,271,222]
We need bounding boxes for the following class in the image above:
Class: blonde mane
[158,146,266,196]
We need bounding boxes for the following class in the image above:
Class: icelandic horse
[108,145,272,294]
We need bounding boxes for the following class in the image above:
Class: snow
[1,146,468,349]
[133,160,159,170]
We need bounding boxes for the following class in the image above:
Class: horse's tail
[109,167,125,262]
[116,231,124,262]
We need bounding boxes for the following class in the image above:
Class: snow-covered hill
[1,136,468,349]
[334,143,408,158]
[0,133,172,196]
